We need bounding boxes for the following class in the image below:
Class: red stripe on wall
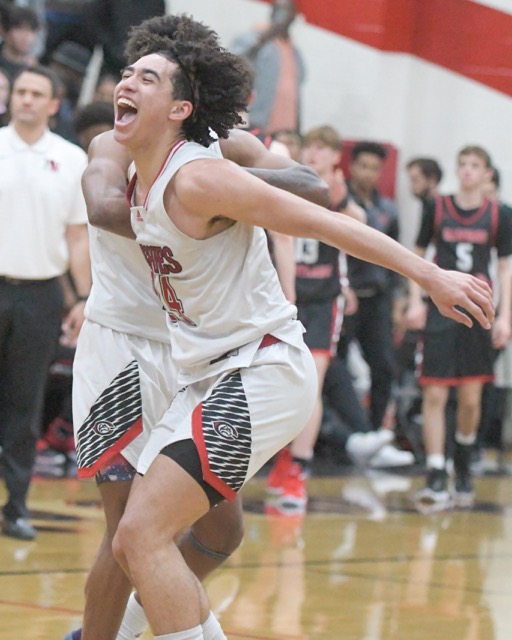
[413,1,512,97]
[262,0,512,97]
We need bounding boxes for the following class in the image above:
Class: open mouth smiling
[116,97,138,124]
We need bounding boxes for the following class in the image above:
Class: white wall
[170,0,512,246]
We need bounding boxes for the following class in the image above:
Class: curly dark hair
[124,14,252,146]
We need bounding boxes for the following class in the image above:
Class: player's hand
[405,301,427,330]
[60,300,86,348]
[492,315,511,349]
[425,268,494,329]
[343,286,358,316]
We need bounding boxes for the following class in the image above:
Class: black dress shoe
[2,517,36,540]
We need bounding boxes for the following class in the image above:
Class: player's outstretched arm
[82,131,134,239]
[220,129,329,206]
[421,268,493,329]
[174,158,495,330]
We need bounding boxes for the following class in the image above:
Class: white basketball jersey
[85,225,170,342]
[130,139,304,383]
[84,139,225,342]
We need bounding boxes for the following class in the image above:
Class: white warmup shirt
[0,125,87,280]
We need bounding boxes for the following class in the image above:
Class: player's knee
[223,504,245,553]
[191,499,244,557]
[112,509,146,574]
[208,513,244,556]
[423,386,448,408]
[111,526,127,572]
[460,395,481,414]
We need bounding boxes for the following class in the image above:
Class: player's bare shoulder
[88,130,132,167]
[165,158,237,238]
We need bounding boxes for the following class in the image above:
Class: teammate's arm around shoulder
[220,129,329,206]
[82,131,134,239]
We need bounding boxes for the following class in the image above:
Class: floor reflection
[1,468,511,639]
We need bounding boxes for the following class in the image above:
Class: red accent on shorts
[77,417,143,479]
[419,374,495,387]
[309,348,332,358]
[191,334,280,500]
[192,404,237,502]
[259,334,281,349]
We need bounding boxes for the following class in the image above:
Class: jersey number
[295,238,319,264]
[455,242,473,273]
[158,276,196,327]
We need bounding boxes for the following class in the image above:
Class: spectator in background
[406,157,443,202]
[93,72,117,104]
[73,99,114,150]
[0,65,90,540]
[396,157,445,429]
[273,128,303,162]
[42,0,96,64]
[42,1,166,78]
[90,0,166,76]
[321,332,396,467]
[48,39,90,140]
[11,0,46,58]
[482,165,501,202]
[231,0,305,135]
[345,143,413,468]
[266,125,383,509]
[408,146,512,510]
[0,4,40,80]
[477,166,512,462]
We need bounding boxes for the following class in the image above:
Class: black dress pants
[342,291,396,429]
[0,278,63,520]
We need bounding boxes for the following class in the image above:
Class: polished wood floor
[1,456,512,640]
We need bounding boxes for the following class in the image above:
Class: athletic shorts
[419,307,494,385]
[297,296,343,357]
[137,338,317,501]
[73,320,177,479]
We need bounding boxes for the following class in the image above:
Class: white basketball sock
[155,625,203,640]
[201,611,227,640]
[426,454,445,470]
[116,592,148,640]
[455,431,477,446]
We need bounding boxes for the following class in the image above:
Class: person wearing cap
[48,39,91,141]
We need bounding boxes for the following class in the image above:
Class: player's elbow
[299,166,330,206]
[86,202,110,229]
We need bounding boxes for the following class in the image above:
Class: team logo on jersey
[93,420,117,436]
[213,421,239,441]
[45,159,59,172]
[134,206,144,222]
